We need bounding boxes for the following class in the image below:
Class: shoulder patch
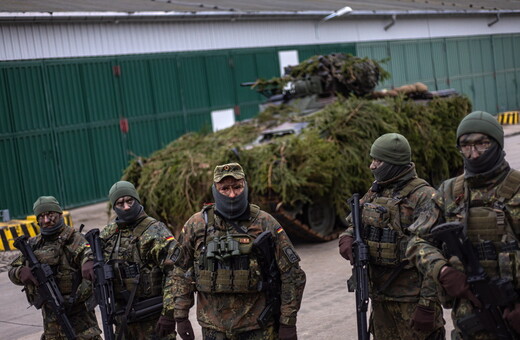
[283,246,300,264]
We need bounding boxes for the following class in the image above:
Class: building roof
[1,0,519,13]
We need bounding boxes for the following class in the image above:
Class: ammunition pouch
[117,262,163,299]
[464,205,520,288]
[195,233,261,293]
[364,226,406,267]
[361,197,410,267]
[138,266,163,298]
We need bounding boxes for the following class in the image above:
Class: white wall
[1,15,519,60]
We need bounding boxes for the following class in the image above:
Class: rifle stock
[85,228,116,340]
[349,193,370,340]
[14,235,77,340]
[431,222,517,340]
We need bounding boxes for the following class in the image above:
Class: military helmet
[370,133,411,165]
[109,181,140,206]
[456,111,504,148]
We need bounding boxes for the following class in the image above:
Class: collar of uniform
[465,159,510,189]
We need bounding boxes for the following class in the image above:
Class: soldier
[9,196,102,339]
[84,181,178,339]
[406,111,520,339]
[338,133,446,339]
[172,162,306,340]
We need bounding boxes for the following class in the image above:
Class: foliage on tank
[251,53,390,98]
[122,94,471,234]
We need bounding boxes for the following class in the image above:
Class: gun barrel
[84,229,116,340]
[349,194,370,340]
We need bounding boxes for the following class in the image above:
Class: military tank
[122,53,470,242]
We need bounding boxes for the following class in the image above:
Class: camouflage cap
[370,133,411,165]
[108,181,140,206]
[213,163,245,182]
[33,196,63,217]
[456,111,504,148]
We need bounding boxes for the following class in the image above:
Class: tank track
[271,206,343,242]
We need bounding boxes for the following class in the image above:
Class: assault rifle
[85,228,116,340]
[431,222,517,340]
[348,193,370,340]
[254,230,281,328]
[14,235,76,340]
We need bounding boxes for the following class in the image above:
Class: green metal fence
[1,35,519,218]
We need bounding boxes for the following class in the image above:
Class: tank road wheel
[304,201,335,236]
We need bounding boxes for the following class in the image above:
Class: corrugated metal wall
[0,43,355,217]
[357,34,520,114]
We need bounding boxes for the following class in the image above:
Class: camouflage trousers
[370,300,445,340]
[201,325,276,340]
[115,316,176,340]
[41,304,102,340]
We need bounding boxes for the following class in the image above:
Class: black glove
[81,260,95,281]
[279,323,297,340]
[155,315,176,337]
[339,235,354,264]
[19,266,38,285]
[439,266,481,308]
[410,305,436,332]
[503,303,520,334]
[175,318,194,340]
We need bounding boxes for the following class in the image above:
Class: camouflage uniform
[173,204,306,339]
[100,210,179,340]
[406,160,520,339]
[341,165,445,340]
[406,111,520,339]
[9,224,102,340]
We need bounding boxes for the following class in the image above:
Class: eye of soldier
[38,211,59,221]
[371,159,383,167]
[218,184,244,194]
[115,197,135,209]
[458,138,492,155]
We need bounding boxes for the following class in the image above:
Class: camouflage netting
[252,53,390,98]
[122,95,471,235]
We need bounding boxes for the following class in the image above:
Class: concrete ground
[1,123,520,339]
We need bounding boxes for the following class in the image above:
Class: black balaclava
[464,141,505,177]
[40,216,65,236]
[114,203,143,223]
[371,162,409,182]
[212,182,249,220]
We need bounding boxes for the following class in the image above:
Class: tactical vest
[30,227,82,301]
[103,217,164,301]
[361,178,428,267]
[447,169,520,288]
[194,204,262,294]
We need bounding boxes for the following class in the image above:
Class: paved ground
[1,123,519,339]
